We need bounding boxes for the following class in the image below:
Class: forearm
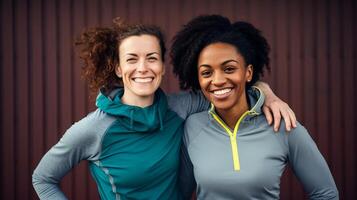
[254,81,276,99]
[32,152,69,200]
[32,178,68,200]
[32,127,85,199]
[167,91,210,120]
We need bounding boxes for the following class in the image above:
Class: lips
[132,77,154,83]
[211,88,233,99]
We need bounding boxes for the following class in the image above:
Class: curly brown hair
[75,18,166,94]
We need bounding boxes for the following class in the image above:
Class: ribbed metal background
[1,0,356,199]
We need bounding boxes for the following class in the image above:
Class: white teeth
[213,88,232,95]
[133,78,153,83]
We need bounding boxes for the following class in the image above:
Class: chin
[135,91,155,97]
[136,87,159,97]
[211,100,235,111]
[213,105,231,111]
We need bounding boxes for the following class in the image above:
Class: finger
[262,106,273,125]
[280,108,291,132]
[288,108,297,128]
[272,108,282,132]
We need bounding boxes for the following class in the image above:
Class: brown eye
[200,70,212,78]
[147,57,158,62]
[127,58,137,63]
[224,66,236,73]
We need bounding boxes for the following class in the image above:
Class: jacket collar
[209,86,265,122]
[96,87,167,132]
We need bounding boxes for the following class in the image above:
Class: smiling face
[198,42,253,113]
[116,34,165,106]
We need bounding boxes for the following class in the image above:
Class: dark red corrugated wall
[1,0,356,199]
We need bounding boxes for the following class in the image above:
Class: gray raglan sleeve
[286,124,339,200]
[32,111,108,200]
[179,143,196,200]
[167,91,209,120]
[178,115,202,199]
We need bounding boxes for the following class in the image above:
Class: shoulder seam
[186,115,210,150]
[98,119,118,156]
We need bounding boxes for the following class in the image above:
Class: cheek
[232,72,248,82]
[153,63,164,74]
[201,90,211,101]
[118,57,126,68]
[198,75,205,88]
[198,79,210,97]
[118,63,129,73]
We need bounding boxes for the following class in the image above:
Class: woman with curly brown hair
[32,18,296,200]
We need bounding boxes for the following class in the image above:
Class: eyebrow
[147,52,160,56]
[125,53,138,57]
[222,59,239,65]
[125,52,160,57]
[199,59,239,68]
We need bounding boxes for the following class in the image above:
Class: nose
[137,60,148,73]
[211,71,226,86]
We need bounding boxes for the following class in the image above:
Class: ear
[115,65,122,78]
[246,64,253,82]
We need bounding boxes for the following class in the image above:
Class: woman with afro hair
[33,17,297,200]
[172,15,338,199]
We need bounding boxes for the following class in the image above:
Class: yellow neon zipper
[209,87,262,171]
[210,107,251,171]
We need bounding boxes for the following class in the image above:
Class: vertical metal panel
[29,0,45,199]
[153,0,170,92]
[114,0,129,21]
[1,0,356,199]
[128,0,142,23]
[235,0,250,22]
[73,1,94,199]
[274,0,290,101]
[100,0,115,26]
[165,0,181,92]
[316,0,330,159]
[181,0,194,26]
[273,2,292,198]
[43,0,58,150]
[191,0,207,17]
[1,0,15,199]
[329,0,344,195]
[302,0,317,151]
[342,0,356,199]
[289,0,303,121]
[15,0,31,199]
[0,0,2,197]
[58,0,74,198]
[287,1,305,199]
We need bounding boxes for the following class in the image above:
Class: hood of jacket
[96,87,168,132]
[246,86,265,115]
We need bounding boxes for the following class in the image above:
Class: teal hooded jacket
[32,88,208,200]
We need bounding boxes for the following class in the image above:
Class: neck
[215,93,249,130]
[121,93,155,108]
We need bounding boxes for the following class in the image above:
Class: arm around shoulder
[167,91,209,119]
[255,81,297,132]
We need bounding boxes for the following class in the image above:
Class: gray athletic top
[180,88,338,200]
